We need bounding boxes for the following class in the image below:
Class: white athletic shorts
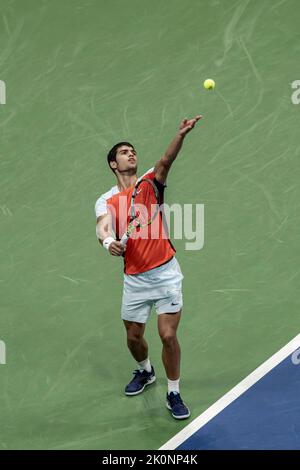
[121,257,183,323]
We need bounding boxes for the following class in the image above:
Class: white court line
[159,333,300,450]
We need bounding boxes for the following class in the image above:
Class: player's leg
[157,312,190,419]
[153,256,190,419]
[153,257,184,385]
[157,311,181,380]
[123,320,156,396]
[123,320,148,362]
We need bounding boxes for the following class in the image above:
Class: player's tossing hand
[178,115,202,137]
[109,241,125,256]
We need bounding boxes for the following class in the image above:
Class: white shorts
[121,257,183,323]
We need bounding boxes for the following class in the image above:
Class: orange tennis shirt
[106,169,175,274]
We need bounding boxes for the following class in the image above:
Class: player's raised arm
[96,213,125,256]
[154,115,202,184]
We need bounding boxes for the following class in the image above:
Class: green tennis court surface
[0,0,299,449]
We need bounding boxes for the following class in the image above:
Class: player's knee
[127,333,143,347]
[160,332,177,346]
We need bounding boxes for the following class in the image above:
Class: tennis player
[95,115,202,419]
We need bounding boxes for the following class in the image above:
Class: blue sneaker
[125,366,156,396]
[166,392,191,419]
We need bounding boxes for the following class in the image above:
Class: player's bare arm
[96,214,125,256]
[154,115,202,184]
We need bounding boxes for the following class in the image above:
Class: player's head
[107,142,137,176]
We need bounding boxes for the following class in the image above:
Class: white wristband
[103,237,115,251]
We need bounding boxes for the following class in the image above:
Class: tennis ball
[203,79,215,90]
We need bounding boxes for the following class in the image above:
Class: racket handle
[120,233,129,247]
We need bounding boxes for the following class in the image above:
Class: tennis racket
[120,178,160,247]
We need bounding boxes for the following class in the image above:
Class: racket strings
[124,179,160,241]
[130,179,159,226]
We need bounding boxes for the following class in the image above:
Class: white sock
[168,378,180,395]
[138,357,152,373]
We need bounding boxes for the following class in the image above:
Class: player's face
[115,145,138,173]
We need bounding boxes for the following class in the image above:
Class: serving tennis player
[95,115,202,419]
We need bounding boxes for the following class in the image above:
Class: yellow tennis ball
[203,79,215,90]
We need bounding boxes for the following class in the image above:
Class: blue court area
[159,336,300,450]
[176,348,300,450]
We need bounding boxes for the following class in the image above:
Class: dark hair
[107,142,134,173]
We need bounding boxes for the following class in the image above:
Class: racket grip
[120,233,129,247]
